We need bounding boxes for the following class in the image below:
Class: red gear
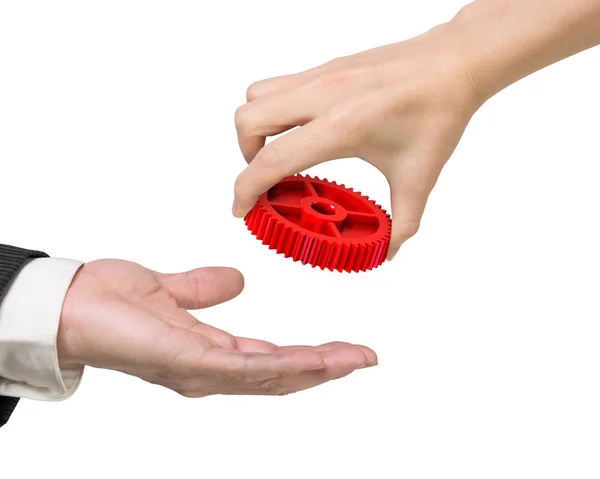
[244,174,391,272]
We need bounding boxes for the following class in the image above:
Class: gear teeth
[344,244,357,272]
[269,222,284,250]
[262,216,275,245]
[284,229,298,258]
[256,211,270,240]
[244,174,391,273]
[276,225,290,253]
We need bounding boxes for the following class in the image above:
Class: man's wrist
[0,257,84,400]
[56,269,82,368]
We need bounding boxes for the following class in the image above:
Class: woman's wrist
[446,0,547,105]
[448,0,600,105]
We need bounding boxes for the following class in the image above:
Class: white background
[1,1,599,477]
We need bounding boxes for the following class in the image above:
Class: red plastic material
[244,174,391,272]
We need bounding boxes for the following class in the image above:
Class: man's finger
[235,339,378,366]
[315,341,378,366]
[224,345,373,396]
[159,267,244,309]
[198,347,326,380]
[235,337,278,353]
[150,307,237,350]
[272,345,372,395]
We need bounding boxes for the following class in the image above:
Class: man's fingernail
[366,356,379,367]
[359,361,378,369]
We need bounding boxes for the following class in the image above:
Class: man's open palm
[57,260,376,397]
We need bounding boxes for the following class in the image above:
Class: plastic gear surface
[244,174,391,272]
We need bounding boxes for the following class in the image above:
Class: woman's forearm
[451,0,600,103]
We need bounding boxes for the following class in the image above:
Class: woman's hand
[233,0,600,259]
[233,23,480,259]
[57,260,376,397]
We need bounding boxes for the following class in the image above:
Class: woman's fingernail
[232,200,243,218]
[387,245,400,261]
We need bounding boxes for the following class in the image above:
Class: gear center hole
[311,201,337,216]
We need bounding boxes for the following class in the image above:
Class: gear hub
[244,174,391,272]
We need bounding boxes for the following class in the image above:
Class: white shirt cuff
[0,258,84,401]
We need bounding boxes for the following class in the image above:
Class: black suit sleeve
[0,244,49,428]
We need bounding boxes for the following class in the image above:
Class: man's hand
[57,260,376,397]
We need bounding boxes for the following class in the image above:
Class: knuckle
[327,105,368,148]
[239,358,259,385]
[273,387,291,397]
[324,56,347,68]
[206,329,237,350]
[186,272,202,309]
[234,104,253,131]
[312,65,361,90]
[171,375,191,390]
[221,334,238,350]
[246,81,264,101]
[314,70,347,90]
[394,220,421,240]
[176,389,197,398]
[254,144,281,171]
[261,379,290,396]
